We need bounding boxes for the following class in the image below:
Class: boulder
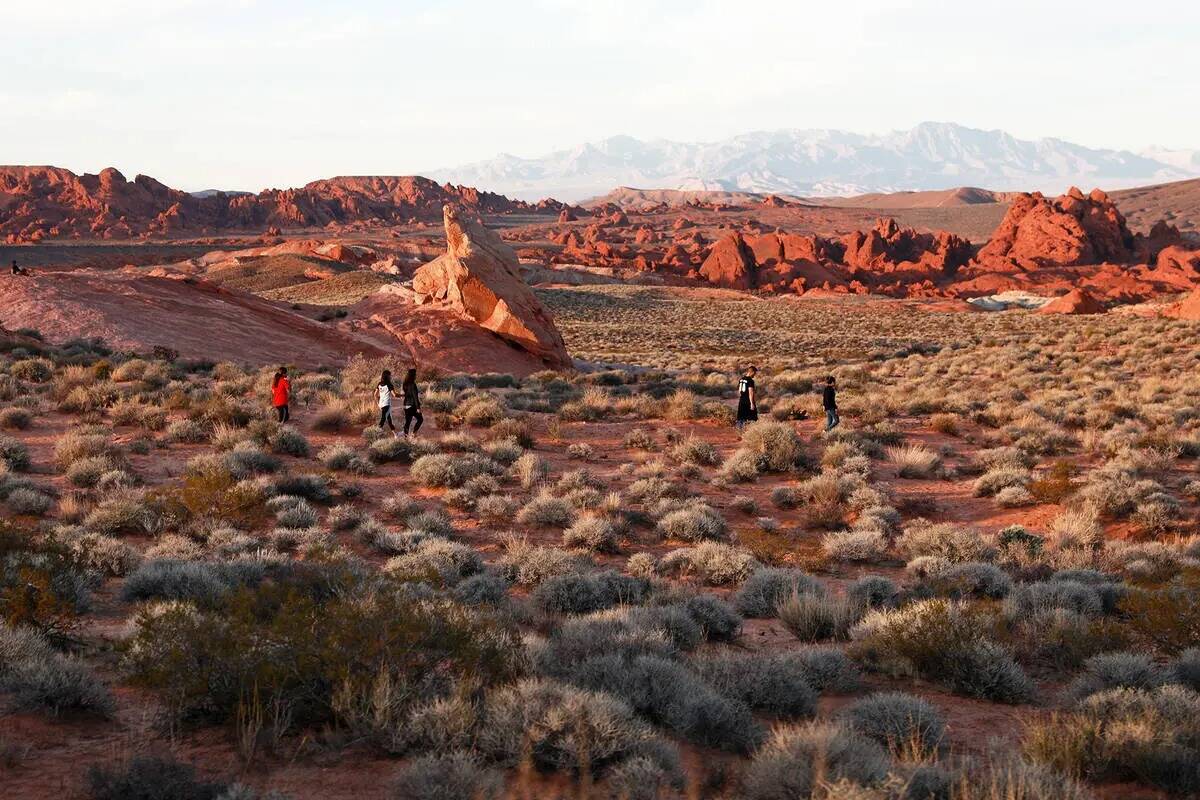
[1038,287,1105,315]
[411,205,571,369]
[698,232,757,289]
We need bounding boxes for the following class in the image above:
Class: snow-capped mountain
[428,122,1198,203]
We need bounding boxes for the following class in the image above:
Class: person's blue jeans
[825,408,840,431]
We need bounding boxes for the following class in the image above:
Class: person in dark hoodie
[736,366,758,431]
[823,375,840,431]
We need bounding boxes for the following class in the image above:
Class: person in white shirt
[374,369,399,437]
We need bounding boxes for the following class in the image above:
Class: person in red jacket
[271,366,291,423]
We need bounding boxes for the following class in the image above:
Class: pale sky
[3,0,1198,191]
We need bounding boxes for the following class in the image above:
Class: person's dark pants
[825,408,839,431]
[404,407,423,435]
[275,404,289,423]
[378,406,395,430]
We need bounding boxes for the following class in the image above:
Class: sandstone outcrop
[975,189,1136,270]
[1038,287,1105,315]
[698,233,757,289]
[0,166,571,240]
[411,205,571,369]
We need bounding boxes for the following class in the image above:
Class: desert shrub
[391,751,501,800]
[1004,580,1103,621]
[973,466,1031,497]
[0,407,32,431]
[458,394,505,427]
[0,435,31,471]
[0,622,114,717]
[741,421,804,473]
[822,529,888,563]
[11,358,53,383]
[1065,651,1167,701]
[224,443,281,479]
[769,485,801,509]
[452,572,509,607]
[1024,685,1200,795]
[84,490,165,537]
[318,444,373,474]
[270,473,332,504]
[411,453,499,489]
[126,578,522,725]
[326,503,364,532]
[920,562,1012,600]
[671,435,719,467]
[692,651,817,718]
[532,570,650,615]
[164,419,209,444]
[567,653,763,752]
[995,485,1035,508]
[7,487,53,516]
[955,755,1092,800]
[275,499,318,529]
[840,692,944,757]
[562,514,619,553]
[679,593,742,641]
[847,575,899,609]
[120,559,263,608]
[778,591,862,642]
[267,426,309,457]
[566,442,594,461]
[898,519,992,563]
[740,721,890,800]
[734,568,823,618]
[888,444,942,478]
[719,447,761,482]
[656,504,726,542]
[516,491,576,528]
[657,542,758,585]
[367,435,414,464]
[624,428,656,450]
[86,755,228,800]
[850,599,1035,703]
[496,537,589,586]
[479,678,657,773]
[512,452,548,490]
[60,530,141,576]
[385,539,483,585]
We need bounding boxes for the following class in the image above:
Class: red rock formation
[1151,246,1200,288]
[975,189,1136,270]
[1038,288,1105,315]
[1163,287,1200,321]
[411,205,571,369]
[698,233,757,289]
[842,218,972,274]
[0,166,571,240]
[558,208,577,223]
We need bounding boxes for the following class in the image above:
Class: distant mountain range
[428,122,1200,203]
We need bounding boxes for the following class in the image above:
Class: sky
[3,0,1198,191]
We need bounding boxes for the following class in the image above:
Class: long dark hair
[379,369,393,389]
[402,368,418,389]
[272,366,287,388]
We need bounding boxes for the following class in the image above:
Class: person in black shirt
[11,260,25,275]
[736,366,758,431]
[401,367,423,437]
[823,375,840,431]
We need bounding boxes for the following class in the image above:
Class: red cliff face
[0,166,574,241]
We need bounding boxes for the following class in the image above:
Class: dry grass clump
[887,444,942,478]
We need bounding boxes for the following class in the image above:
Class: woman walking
[271,366,291,423]
[402,368,423,437]
[736,365,758,432]
[375,369,398,436]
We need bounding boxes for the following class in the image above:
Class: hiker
[272,366,291,423]
[375,369,398,436]
[736,366,758,431]
[10,260,25,276]
[823,375,840,431]
[402,367,423,437]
